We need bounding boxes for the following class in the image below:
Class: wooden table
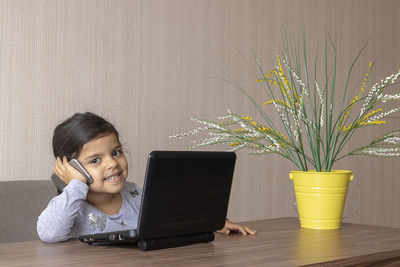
[1,217,400,266]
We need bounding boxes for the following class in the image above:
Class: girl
[37,112,256,243]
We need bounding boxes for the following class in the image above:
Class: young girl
[37,112,256,243]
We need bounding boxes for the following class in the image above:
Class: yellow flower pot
[289,170,354,229]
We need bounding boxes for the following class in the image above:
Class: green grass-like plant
[171,32,400,172]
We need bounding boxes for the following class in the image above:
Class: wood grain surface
[2,218,400,266]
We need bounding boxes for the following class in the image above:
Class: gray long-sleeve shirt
[37,179,142,243]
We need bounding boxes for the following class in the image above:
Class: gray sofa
[0,180,57,242]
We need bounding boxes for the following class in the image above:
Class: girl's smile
[104,172,122,183]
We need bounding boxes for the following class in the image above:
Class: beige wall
[1,0,400,227]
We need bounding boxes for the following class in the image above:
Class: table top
[1,217,400,266]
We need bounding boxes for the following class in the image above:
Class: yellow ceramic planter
[289,170,354,229]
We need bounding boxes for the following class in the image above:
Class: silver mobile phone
[69,159,94,184]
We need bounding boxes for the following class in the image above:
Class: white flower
[378,93,400,102]
[384,137,400,144]
[284,60,308,97]
[169,125,210,138]
[315,81,325,127]
[368,107,400,122]
[360,70,400,115]
[362,147,400,157]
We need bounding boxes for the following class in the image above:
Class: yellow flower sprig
[232,128,249,133]
[263,99,292,109]
[238,116,289,148]
[256,69,282,91]
[339,61,373,131]
[362,108,382,121]
[276,55,293,100]
[358,107,387,128]
[257,55,301,109]
[360,61,373,94]
[341,108,386,132]
[360,120,387,127]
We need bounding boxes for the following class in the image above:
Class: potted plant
[170,32,400,229]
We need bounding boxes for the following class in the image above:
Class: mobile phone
[69,159,94,184]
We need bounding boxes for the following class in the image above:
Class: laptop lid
[137,151,236,240]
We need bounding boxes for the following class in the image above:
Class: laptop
[78,151,236,251]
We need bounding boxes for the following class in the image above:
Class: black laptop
[79,151,236,251]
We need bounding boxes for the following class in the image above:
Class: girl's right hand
[53,156,87,185]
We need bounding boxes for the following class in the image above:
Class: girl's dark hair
[52,112,119,160]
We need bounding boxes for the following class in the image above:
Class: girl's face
[77,133,128,194]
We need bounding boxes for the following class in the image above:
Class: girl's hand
[217,219,257,236]
[53,156,87,185]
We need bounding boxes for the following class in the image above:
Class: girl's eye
[112,150,122,157]
[90,158,100,164]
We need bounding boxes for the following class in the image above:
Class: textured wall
[0,0,399,227]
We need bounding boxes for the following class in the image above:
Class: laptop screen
[137,151,236,239]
